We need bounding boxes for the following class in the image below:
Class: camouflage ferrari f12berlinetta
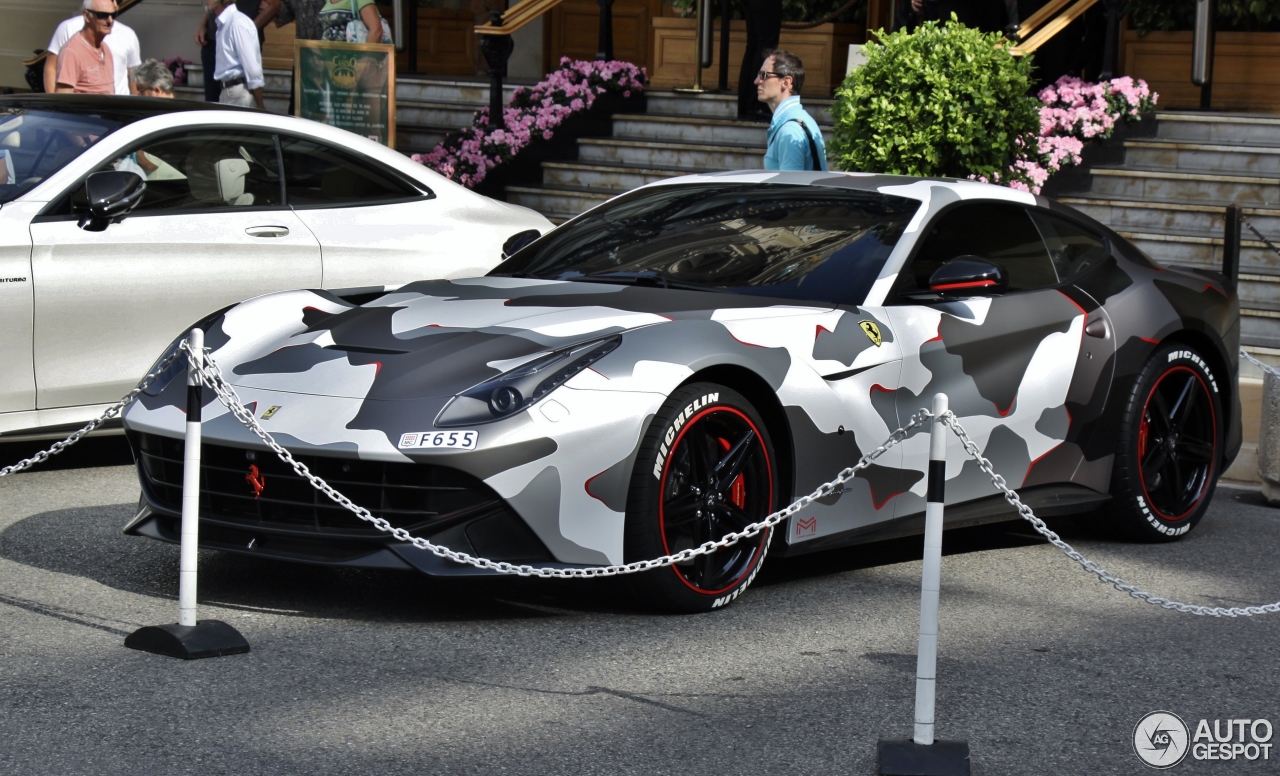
[123,171,1241,612]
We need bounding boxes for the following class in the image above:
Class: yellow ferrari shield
[261,405,282,420]
[859,320,883,347]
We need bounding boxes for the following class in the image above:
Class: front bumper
[125,430,566,576]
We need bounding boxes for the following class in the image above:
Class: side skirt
[772,484,1111,558]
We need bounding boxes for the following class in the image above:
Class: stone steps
[1087,166,1280,205]
[506,184,615,217]
[183,63,500,156]
[1060,196,1280,236]
[1122,139,1280,176]
[1149,112,1280,145]
[577,137,765,169]
[541,160,696,190]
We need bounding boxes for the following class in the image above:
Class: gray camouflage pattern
[123,172,1242,569]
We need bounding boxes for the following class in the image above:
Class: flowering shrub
[162,57,192,86]
[829,21,1041,182]
[414,58,647,188]
[980,75,1159,193]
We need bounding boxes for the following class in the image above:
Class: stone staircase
[505,91,835,222]
[1057,111,1280,482]
[181,65,525,156]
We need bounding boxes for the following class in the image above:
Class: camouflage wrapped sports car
[122,172,1241,612]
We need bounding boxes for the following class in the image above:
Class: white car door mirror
[80,170,146,232]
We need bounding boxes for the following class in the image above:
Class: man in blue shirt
[755,49,827,172]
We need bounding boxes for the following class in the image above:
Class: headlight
[140,337,189,397]
[140,307,231,397]
[435,335,621,427]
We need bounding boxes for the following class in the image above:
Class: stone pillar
[1258,370,1280,504]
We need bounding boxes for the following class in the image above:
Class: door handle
[246,226,290,238]
[1085,318,1109,339]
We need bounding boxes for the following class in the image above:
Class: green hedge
[828,20,1040,182]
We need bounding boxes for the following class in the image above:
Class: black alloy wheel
[625,383,776,612]
[1107,344,1222,541]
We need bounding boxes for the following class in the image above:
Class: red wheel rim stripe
[1138,365,1217,522]
[658,405,773,596]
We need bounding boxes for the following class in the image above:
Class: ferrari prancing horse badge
[859,320,883,347]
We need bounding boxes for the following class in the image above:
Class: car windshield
[0,107,127,204]
[493,182,921,307]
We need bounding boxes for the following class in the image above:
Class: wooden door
[545,0,661,71]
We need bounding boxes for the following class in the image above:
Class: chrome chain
[1242,214,1280,260]
[20,343,1268,614]
[0,349,183,479]
[192,346,931,579]
[942,413,1280,617]
[1240,348,1280,378]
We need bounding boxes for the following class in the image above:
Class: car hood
[206,277,823,400]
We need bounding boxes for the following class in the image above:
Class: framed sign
[295,39,396,147]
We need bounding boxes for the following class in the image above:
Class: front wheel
[1106,344,1223,541]
[624,383,777,613]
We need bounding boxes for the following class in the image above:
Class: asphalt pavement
[1,440,1278,775]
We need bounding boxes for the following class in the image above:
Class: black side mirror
[79,170,145,231]
[502,228,541,258]
[927,256,1009,297]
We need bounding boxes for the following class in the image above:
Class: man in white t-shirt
[43,7,141,95]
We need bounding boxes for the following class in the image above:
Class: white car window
[80,130,283,213]
[276,135,422,207]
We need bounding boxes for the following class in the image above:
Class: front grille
[131,432,502,538]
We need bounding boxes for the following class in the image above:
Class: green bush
[828,20,1040,182]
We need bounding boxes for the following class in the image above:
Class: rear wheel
[624,383,777,613]
[1106,344,1222,541]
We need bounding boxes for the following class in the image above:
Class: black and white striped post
[125,329,249,660]
[878,394,970,776]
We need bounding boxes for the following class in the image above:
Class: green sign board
[295,40,397,147]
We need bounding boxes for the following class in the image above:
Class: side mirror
[927,256,1009,297]
[502,228,541,258]
[79,170,145,231]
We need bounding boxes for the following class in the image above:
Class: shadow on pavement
[0,497,1102,625]
[0,435,134,472]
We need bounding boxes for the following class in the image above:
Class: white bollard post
[178,328,204,627]
[878,393,970,775]
[914,392,949,745]
[125,329,249,659]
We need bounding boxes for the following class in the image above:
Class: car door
[28,129,322,410]
[886,201,1111,516]
[276,135,501,287]
[0,201,36,419]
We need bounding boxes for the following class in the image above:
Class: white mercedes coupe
[0,95,550,441]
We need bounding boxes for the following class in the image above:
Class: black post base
[878,738,971,776]
[125,620,250,660]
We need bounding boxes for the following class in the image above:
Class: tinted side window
[277,136,421,206]
[79,130,282,213]
[906,203,1058,294]
[1031,211,1110,281]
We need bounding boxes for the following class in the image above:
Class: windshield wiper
[552,271,713,292]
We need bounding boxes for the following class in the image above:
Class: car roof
[0,94,252,124]
[645,169,1046,205]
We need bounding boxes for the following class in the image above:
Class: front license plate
[399,430,478,450]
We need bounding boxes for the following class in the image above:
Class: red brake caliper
[717,438,747,508]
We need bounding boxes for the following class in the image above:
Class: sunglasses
[757,70,784,80]
[85,9,117,20]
